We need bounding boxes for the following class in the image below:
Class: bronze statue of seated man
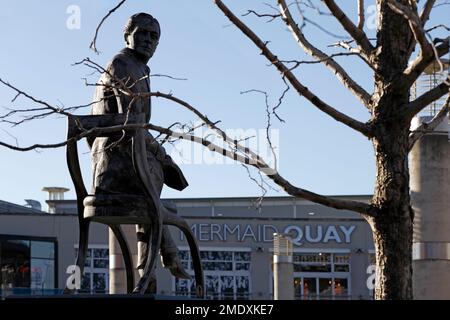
[89,12,190,290]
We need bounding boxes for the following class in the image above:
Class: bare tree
[211,0,449,299]
[0,0,449,299]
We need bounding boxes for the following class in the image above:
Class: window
[292,252,351,300]
[75,246,109,294]
[0,236,56,293]
[30,241,55,290]
[174,249,251,299]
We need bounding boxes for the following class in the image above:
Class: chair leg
[164,210,204,298]
[110,225,135,294]
[132,212,162,294]
[131,130,163,294]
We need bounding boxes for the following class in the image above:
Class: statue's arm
[108,58,133,114]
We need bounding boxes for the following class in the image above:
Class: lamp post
[273,233,294,300]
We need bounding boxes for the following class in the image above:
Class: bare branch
[404,36,450,87]
[406,0,436,58]
[242,10,281,22]
[357,0,365,30]
[301,16,350,39]
[150,122,376,217]
[387,0,433,58]
[0,139,69,152]
[281,52,359,70]
[150,73,188,81]
[296,0,330,16]
[0,78,72,119]
[240,88,280,169]
[407,77,450,118]
[1,129,19,147]
[214,0,373,137]
[409,95,450,150]
[278,0,372,109]
[242,164,268,209]
[241,164,280,211]
[90,0,127,54]
[322,0,374,57]
[434,0,450,7]
[426,24,450,33]
[273,77,289,122]
[269,170,376,217]
[327,40,370,59]
[2,111,55,126]
[1,106,49,120]
[420,0,436,25]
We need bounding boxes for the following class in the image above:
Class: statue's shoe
[161,253,192,280]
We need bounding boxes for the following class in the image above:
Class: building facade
[0,196,375,299]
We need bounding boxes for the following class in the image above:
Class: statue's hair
[124,13,160,42]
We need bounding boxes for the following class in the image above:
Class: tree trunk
[367,123,414,299]
[370,212,413,299]
[365,0,415,299]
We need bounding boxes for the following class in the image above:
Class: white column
[109,226,138,294]
[273,233,294,300]
[410,115,450,299]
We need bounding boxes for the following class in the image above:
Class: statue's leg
[134,148,190,291]
[136,223,157,294]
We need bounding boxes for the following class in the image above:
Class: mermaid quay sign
[180,223,356,246]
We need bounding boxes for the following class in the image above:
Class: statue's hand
[145,132,167,162]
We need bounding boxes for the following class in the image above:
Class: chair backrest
[66,113,147,217]
[67,113,146,140]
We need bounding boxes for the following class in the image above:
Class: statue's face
[126,20,160,61]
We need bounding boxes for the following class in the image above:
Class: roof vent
[24,199,42,211]
[42,187,70,201]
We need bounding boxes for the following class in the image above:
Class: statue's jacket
[90,48,188,198]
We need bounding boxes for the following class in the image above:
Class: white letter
[323,226,341,243]
[365,5,377,30]
[339,225,356,243]
[283,225,303,246]
[66,265,81,290]
[366,264,376,290]
[305,225,322,243]
[66,5,81,30]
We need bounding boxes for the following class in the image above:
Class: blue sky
[0,1,446,208]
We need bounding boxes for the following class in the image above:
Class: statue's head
[124,13,160,62]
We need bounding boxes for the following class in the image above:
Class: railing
[0,287,64,298]
[173,291,252,300]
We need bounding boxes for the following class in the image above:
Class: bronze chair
[65,113,204,297]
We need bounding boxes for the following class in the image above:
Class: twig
[90,0,127,54]
[357,0,365,30]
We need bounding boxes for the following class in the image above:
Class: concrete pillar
[109,225,138,294]
[273,233,294,300]
[410,115,450,299]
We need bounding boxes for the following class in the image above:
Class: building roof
[0,199,46,215]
